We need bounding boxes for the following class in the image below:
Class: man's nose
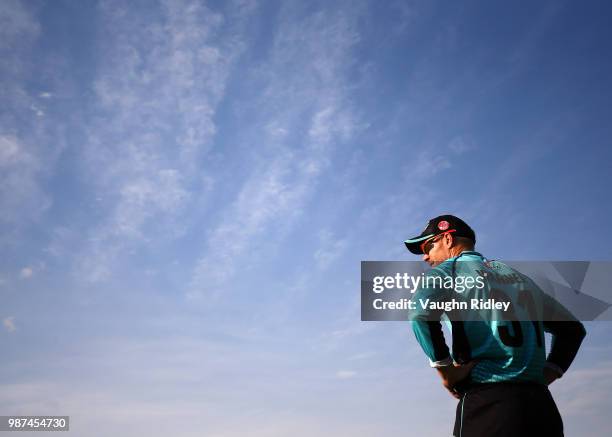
[422,253,429,262]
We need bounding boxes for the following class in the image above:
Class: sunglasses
[420,230,456,254]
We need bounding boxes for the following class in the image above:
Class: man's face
[422,233,453,267]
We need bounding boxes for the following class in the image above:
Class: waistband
[455,380,546,395]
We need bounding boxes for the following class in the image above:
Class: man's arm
[540,288,587,384]
[436,361,478,399]
[542,320,586,384]
[411,275,475,397]
[412,320,452,366]
[413,320,474,398]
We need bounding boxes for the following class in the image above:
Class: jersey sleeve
[541,291,586,375]
[524,275,587,376]
[410,269,453,367]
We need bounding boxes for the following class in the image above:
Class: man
[404,215,586,437]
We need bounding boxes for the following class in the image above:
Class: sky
[1,0,612,435]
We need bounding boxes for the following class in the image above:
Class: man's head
[404,215,476,267]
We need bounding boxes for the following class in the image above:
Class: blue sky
[1,0,612,435]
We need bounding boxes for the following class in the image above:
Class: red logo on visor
[438,220,450,231]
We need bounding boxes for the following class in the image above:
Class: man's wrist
[544,362,564,378]
[436,364,458,384]
[429,356,453,368]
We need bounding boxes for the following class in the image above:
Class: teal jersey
[410,251,581,384]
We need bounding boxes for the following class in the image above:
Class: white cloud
[312,320,377,354]
[0,135,22,165]
[189,152,311,295]
[188,3,362,297]
[389,0,415,35]
[399,135,478,183]
[0,135,51,225]
[309,104,355,145]
[112,169,190,239]
[0,3,61,233]
[400,135,475,184]
[29,103,44,117]
[448,136,475,154]
[265,121,289,139]
[0,0,40,51]
[314,230,347,270]
[336,370,357,379]
[20,267,33,279]
[347,352,376,361]
[410,149,452,178]
[75,0,253,282]
[3,317,16,332]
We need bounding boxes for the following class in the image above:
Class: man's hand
[543,366,561,386]
[436,361,477,399]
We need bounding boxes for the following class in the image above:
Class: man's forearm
[544,321,587,375]
[436,361,476,388]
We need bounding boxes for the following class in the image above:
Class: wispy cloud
[0,1,66,237]
[347,352,376,361]
[314,230,347,270]
[4,2,612,436]
[0,0,39,53]
[75,0,254,282]
[19,267,33,279]
[0,125,50,228]
[188,3,362,297]
[335,369,357,379]
[448,135,476,154]
[3,317,16,333]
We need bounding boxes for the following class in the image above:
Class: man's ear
[444,233,454,248]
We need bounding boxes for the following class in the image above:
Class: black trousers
[453,383,564,437]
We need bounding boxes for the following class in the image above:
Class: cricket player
[404,215,586,437]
